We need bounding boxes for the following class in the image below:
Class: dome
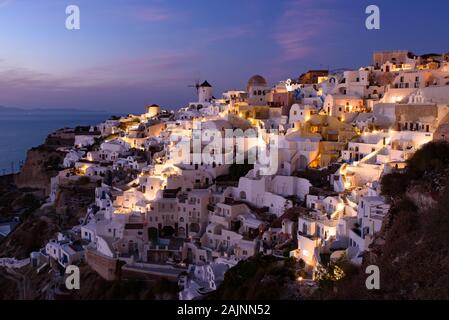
[247,75,268,89]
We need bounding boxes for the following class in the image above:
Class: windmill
[188,80,201,96]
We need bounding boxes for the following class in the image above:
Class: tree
[315,262,345,289]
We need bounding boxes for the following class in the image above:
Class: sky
[0,0,449,113]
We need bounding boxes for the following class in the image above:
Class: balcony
[297,230,319,241]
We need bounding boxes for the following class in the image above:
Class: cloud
[133,7,173,22]
[125,2,186,23]
[0,50,200,110]
[273,0,339,61]
[197,25,252,43]
[79,49,200,85]
[0,49,198,88]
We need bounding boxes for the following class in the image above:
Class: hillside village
[2,50,449,299]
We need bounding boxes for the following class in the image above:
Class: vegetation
[43,154,62,171]
[104,133,119,141]
[381,141,449,199]
[319,142,449,299]
[315,261,346,290]
[295,168,332,189]
[76,176,91,185]
[207,254,296,300]
[216,163,253,183]
[73,265,179,300]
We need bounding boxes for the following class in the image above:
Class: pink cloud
[0,49,199,90]
[273,0,338,61]
[0,49,201,110]
[134,7,173,22]
[78,49,200,84]
[199,25,252,42]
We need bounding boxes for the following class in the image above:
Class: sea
[0,109,112,175]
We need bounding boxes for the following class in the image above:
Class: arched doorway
[189,223,200,234]
[148,227,158,242]
[161,226,175,238]
[178,227,186,238]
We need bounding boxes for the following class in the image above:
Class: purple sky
[1,0,449,113]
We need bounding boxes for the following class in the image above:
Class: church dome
[247,75,268,89]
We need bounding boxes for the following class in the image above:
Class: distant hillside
[0,105,25,113]
[0,105,107,114]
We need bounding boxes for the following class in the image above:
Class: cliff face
[0,211,60,259]
[53,178,97,227]
[14,145,64,196]
[320,141,449,299]
[207,255,299,300]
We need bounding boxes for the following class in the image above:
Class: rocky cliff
[14,145,64,196]
[318,141,449,299]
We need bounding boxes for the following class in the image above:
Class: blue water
[0,110,111,175]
